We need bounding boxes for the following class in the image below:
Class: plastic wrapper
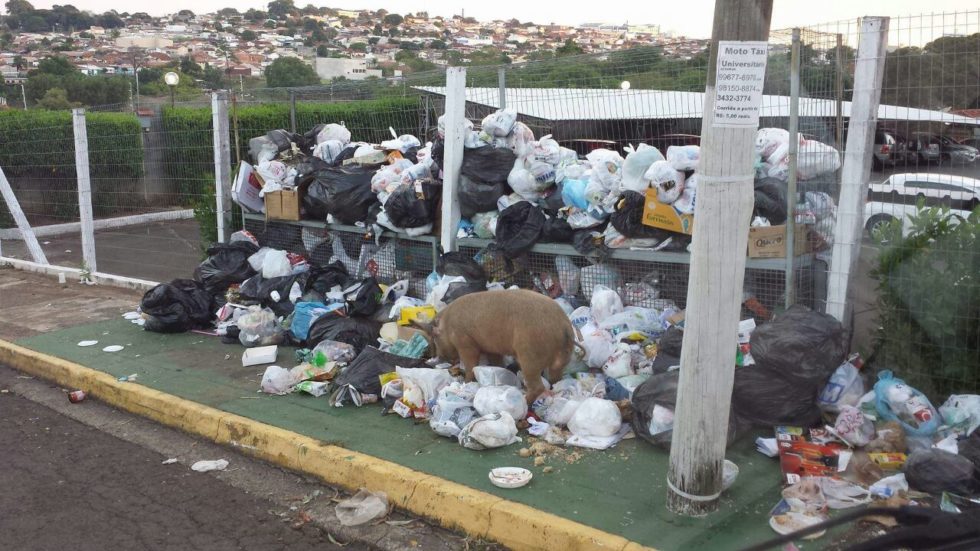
[567,397,621,438]
[473,385,528,420]
[310,339,356,364]
[335,489,388,527]
[140,279,214,333]
[643,161,685,204]
[666,145,700,171]
[458,412,520,450]
[494,202,544,259]
[904,449,978,495]
[873,370,941,437]
[620,144,665,193]
[834,405,875,447]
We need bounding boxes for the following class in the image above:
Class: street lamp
[164,71,180,108]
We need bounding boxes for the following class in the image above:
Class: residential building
[314,57,381,80]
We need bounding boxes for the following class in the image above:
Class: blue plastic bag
[561,178,589,210]
[291,301,343,342]
[873,370,941,437]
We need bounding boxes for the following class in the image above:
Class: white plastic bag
[260,365,294,395]
[473,385,528,420]
[590,285,624,323]
[531,136,561,165]
[939,395,980,436]
[673,173,697,214]
[585,149,624,190]
[396,367,454,411]
[580,324,616,369]
[429,382,480,438]
[818,356,865,414]
[238,306,282,347]
[380,134,421,153]
[834,405,875,447]
[643,161,685,204]
[555,255,580,297]
[507,122,535,158]
[335,489,388,526]
[580,265,622,301]
[472,211,498,239]
[316,123,351,145]
[797,140,841,180]
[426,275,467,311]
[508,158,546,200]
[666,145,700,171]
[313,139,345,164]
[480,108,518,138]
[259,249,291,279]
[473,366,520,387]
[256,160,287,184]
[755,128,790,161]
[620,143,664,193]
[602,342,633,378]
[458,412,520,450]
[567,397,622,438]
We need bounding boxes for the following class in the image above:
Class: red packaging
[68,390,86,403]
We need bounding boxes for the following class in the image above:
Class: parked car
[872,129,907,170]
[960,137,980,151]
[864,172,980,238]
[936,134,979,164]
[906,133,943,165]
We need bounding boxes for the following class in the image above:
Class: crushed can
[68,390,86,403]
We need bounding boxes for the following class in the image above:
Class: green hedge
[0,110,143,179]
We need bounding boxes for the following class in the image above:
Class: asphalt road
[0,390,358,551]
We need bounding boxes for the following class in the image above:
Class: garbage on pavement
[335,489,389,526]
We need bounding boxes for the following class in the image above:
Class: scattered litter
[77,340,98,347]
[68,390,86,403]
[335,489,388,526]
[489,467,532,489]
[161,458,178,465]
[102,345,124,353]
[117,374,137,382]
[122,312,141,320]
[191,459,229,472]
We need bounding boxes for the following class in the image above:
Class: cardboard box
[747,224,810,259]
[242,345,278,367]
[265,186,303,221]
[232,161,265,213]
[641,188,694,234]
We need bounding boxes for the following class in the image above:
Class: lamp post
[164,71,180,108]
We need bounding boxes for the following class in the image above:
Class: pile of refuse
[246,122,441,234]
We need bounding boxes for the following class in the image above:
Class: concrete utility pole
[667,0,773,516]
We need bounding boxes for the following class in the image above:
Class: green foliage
[24,72,131,108]
[37,87,77,109]
[0,110,143,180]
[871,204,980,398]
[31,55,76,76]
[240,29,257,42]
[383,13,403,27]
[881,34,980,110]
[265,57,320,87]
[180,56,203,77]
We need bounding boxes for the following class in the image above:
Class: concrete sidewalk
[0,268,789,551]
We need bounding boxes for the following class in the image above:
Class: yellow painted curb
[0,340,656,551]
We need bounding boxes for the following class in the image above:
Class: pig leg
[455,335,482,383]
[516,350,548,405]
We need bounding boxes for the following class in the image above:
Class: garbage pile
[243,122,441,235]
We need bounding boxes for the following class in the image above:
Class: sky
[16,0,980,38]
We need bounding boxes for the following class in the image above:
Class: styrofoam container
[488,467,532,489]
[242,345,278,367]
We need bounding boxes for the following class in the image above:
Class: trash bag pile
[244,122,442,236]
[751,128,841,253]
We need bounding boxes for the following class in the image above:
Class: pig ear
[411,319,436,336]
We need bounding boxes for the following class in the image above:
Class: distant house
[313,57,381,80]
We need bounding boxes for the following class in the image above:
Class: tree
[180,56,202,76]
[556,38,584,56]
[267,0,296,20]
[97,12,124,29]
[429,39,446,50]
[218,7,239,16]
[383,13,403,27]
[264,57,319,87]
[78,31,94,39]
[373,23,382,36]
[349,42,367,53]
[387,27,399,37]
[32,56,77,76]
[316,44,328,57]
[240,29,257,41]
[202,65,225,89]
[244,8,266,22]
[37,87,77,109]
[368,36,380,45]
[176,9,195,18]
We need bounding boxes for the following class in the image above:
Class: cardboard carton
[641,188,694,234]
[747,224,810,258]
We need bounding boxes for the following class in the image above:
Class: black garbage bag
[750,305,847,388]
[732,366,823,428]
[431,139,444,173]
[631,371,738,448]
[495,202,545,259]
[332,346,426,395]
[307,313,380,352]
[958,431,980,477]
[540,215,574,243]
[459,176,505,219]
[304,259,350,295]
[572,229,610,264]
[267,129,299,152]
[401,146,419,164]
[256,222,304,252]
[141,279,214,333]
[461,146,517,183]
[905,449,979,495]
[343,277,383,317]
[330,144,358,167]
[194,241,259,298]
[754,178,788,225]
[658,327,684,357]
[384,180,441,229]
[293,156,331,187]
[443,281,486,304]
[300,124,325,154]
[542,182,565,215]
[437,252,486,283]
[610,191,676,240]
[239,272,308,317]
[303,165,378,224]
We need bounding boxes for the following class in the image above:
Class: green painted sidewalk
[20,318,789,550]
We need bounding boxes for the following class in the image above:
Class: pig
[413,289,582,406]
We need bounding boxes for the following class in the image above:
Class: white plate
[489,467,532,489]
[77,340,99,347]
[123,312,141,320]
[102,345,124,353]
[769,513,826,539]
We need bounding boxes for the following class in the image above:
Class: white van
[864,173,979,238]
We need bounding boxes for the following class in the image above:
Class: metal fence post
[498,67,506,109]
[211,91,232,244]
[835,33,845,153]
[72,108,97,273]
[289,90,297,133]
[440,67,467,254]
[826,17,889,323]
[784,29,801,308]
